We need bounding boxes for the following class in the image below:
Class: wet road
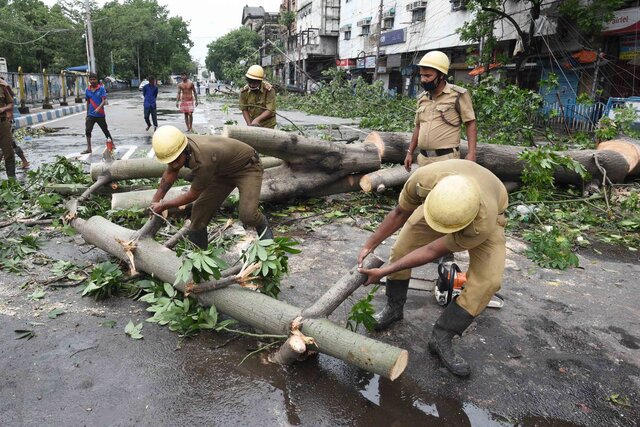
[1,88,639,426]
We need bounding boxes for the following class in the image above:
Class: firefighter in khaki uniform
[404,51,478,172]
[0,77,15,179]
[150,125,273,248]
[239,65,276,129]
[358,159,508,377]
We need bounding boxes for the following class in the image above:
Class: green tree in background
[0,0,194,80]
[205,27,260,83]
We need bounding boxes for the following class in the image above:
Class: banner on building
[380,28,405,46]
[603,7,640,35]
[620,34,640,59]
[336,58,356,68]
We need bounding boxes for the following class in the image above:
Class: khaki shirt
[414,83,475,150]
[239,81,276,128]
[398,159,508,252]
[0,81,14,119]
[186,135,257,192]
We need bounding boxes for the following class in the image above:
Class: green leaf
[101,320,117,328]
[164,283,176,298]
[47,308,66,319]
[125,321,144,340]
[27,288,46,301]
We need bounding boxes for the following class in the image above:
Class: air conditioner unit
[357,17,372,27]
[450,0,467,11]
[382,21,393,30]
[406,1,427,11]
[382,8,395,19]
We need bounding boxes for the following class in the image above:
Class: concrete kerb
[14,104,86,129]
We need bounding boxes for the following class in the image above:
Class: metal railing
[534,100,606,133]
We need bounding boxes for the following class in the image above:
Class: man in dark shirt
[142,76,158,131]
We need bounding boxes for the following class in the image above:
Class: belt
[420,147,458,157]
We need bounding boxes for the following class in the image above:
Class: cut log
[90,158,192,181]
[368,132,634,184]
[222,125,381,174]
[46,183,154,196]
[360,165,417,193]
[597,138,640,175]
[111,171,366,210]
[72,216,408,380]
[269,335,307,364]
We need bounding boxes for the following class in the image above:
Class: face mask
[421,78,438,92]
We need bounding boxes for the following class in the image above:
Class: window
[344,30,351,40]
[412,9,425,22]
[382,18,394,30]
[361,25,370,36]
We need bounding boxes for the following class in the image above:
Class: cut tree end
[363,131,385,157]
[389,349,409,381]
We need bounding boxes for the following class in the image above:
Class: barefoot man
[176,71,197,132]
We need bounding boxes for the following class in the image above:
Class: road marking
[33,100,127,128]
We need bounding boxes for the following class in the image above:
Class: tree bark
[46,183,154,196]
[222,125,381,174]
[90,158,192,181]
[72,216,408,380]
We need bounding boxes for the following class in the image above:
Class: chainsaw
[434,260,504,309]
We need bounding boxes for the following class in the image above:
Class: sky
[43,0,283,63]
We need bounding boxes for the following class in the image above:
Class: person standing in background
[143,76,158,132]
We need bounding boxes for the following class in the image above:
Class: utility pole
[372,0,384,81]
[84,0,96,73]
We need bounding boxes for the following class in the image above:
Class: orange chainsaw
[435,260,504,309]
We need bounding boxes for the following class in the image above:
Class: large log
[90,157,283,182]
[111,172,366,210]
[72,216,408,380]
[369,132,634,184]
[222,125,381,174]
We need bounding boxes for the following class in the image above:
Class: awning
[603,7,640,36]
[468,63,502,76]
[562,50,602,69]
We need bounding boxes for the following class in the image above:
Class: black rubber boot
[373,279,410,331]
[256,215,274,240]
[188,228,208,249]
[428,302,475,377]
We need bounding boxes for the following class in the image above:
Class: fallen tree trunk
[222,125,381,174]
[47,183,154,196]
[111,172,366,210]
[368,132,636,184]
[90,157,283,183]
[72,216,408,380]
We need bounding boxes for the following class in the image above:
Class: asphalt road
[1,88,638,426]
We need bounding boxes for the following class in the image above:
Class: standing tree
[205,27,261,84]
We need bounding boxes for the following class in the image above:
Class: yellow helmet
[152,125,188,164]
[245,65,264,81]
[418,51,450,74]
[424,175,480,233]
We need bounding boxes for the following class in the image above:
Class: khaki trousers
[0,120,15,178]
[387,208,506,317]
[190,161,264,231]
